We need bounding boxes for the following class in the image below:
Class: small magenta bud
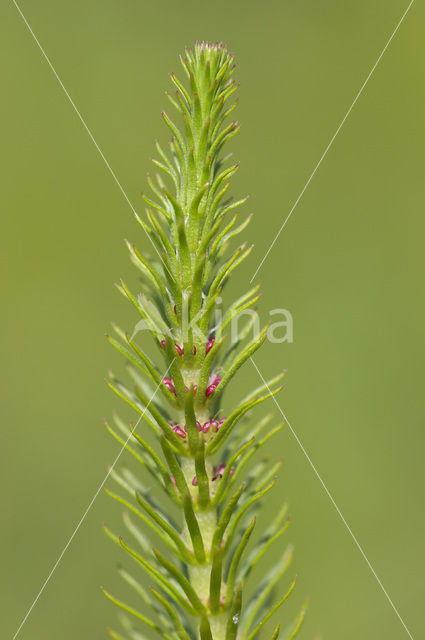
[193,345,197,355]
[163,377,176,394]
[206,376,221,397]
[173,427,186,438]
[218,418,226,428]
[196,421,202,431]
[216,464,226,477]
[206,337,215,354]
[160,340,166,349]
[175,344,184,355]
[202,420,218,433]
[192,476,198,486]
[170,475,176,487]
[212,463,226,480]
[193,385,198,394]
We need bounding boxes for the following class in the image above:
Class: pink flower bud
[170,475,176,487]
[160,340,166,349]
[173,427,186,438]
[216,464,226,477]
[193,345,197,355]
[192,476,198,486]
[206,385,214,397]
[202,420,218,433]
[163,377,176,394]
[206,337,215,354]
[218,418,226,428]
[175,344,184,356]
[196,421,202,431]
[212,463,227,480]
[206,376,221,397]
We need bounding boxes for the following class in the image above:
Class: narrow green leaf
[211,440,253,506]
[184,386,200,454]
[160,436,189,498]
[107,628,128,640]
[227,424,283,492]
[270,624,281,640]
[200,615,214,640]
[169,72,191,105]
[246,578,297,640]
[121,513,151,555]
[126,334,177,404]
[104,420,153,476]
[225,582,242,640]
[132,382,187,454]
[153,548,206,615]
[209,324,269,403]
[240,515,290,581]
[224,479,276,553]
[123,428,178,500]
[209,543,223,613]
[150,588,192,640]
[105,488,185,560]
[225,517,256,606]
[206,387,282,455]
[106,379,159,437]
[241,545,294,635]
[183,491,206,563]
[135,491,193,563]
[282,602,307,640]
[194,439,210,508]
[102,588,163,635]
[212,483,245,549]
[253,460,282,495]
[121,468,179,527]
[119,537,196,615]
[118,568,176,633]
[161,110,187,155]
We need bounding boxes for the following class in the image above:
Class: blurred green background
[1,1,424,638]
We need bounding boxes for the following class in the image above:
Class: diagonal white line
[250,0,415,283]
[11,360,175,640]
[250,356,414,639]
[11,0,172,279]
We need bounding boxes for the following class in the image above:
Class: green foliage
[104,41,305,640]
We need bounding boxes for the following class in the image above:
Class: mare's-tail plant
[103,41,305,640]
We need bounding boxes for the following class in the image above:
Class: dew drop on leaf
[232,615,239,624]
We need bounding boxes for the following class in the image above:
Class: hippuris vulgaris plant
[103,41,305,640]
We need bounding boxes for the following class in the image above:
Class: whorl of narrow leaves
[104,42,305,640]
